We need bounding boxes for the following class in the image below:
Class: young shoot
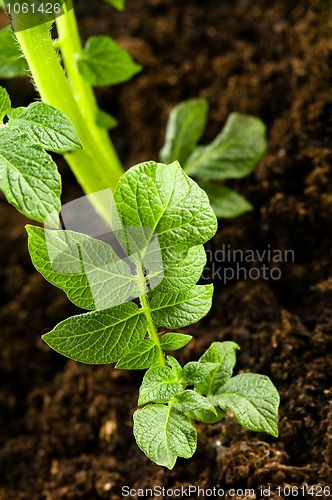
[26,161,279,468]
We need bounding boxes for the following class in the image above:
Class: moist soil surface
[0,0,332,498]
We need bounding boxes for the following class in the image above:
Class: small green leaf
[133,404,197,469]
[182,361,219,385]
[104,0,124,10]
[95,109,118,130]
[188,406,226,424]
[209,373,280,437]
[202,184,253,219]
[160,98,208,166]
[26,226,140,310]
[77,36,141,87]
[0,27,29,78]
[138,365,183,405]
[7,102,82,153]
[195,341,240,396]
[166,355,183,379]
[173,390,217,414]
[0,129,61,226]
[150,285,214,329]
[185,113,267,181]
[0,86,11,122]
[160,333,192,351]
[116,340,160,369]
[42,302,147,364]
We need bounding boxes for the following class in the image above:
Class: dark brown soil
[0,0,331,498]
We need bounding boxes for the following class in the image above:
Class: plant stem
[15,18,124,221]
[137,266,165,366]
[55,4,122,173]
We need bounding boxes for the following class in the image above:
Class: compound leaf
[133,404,197,469]
[7,102,82,153]
[42,302,147,364]
[202,184,253,219]
[185,113,267,181]
[26,226,140,310]
[77,36,141,86]
[138,365,183,405]
[160,98,208,166]
[0,129,61,226]
[0,27,29,78]
[209,373,280,437]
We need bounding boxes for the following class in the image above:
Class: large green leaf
[195,341,240,395]
[202,184,253,219]
[184,113,266,181]
[0,27,29,78]
[42,302,147,364]
[0,129,61,226]
[26,226,140,310]
[160,98,208,166]
[209,373,280,437]
[133,404,197,469]
[138,365,183,405]
[7,102,82,153]
[77,36,141,86]
[150,285,214,328]
[0,86,11,122]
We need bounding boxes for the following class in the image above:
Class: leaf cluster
[160,98,267,218]
[134,341,279,468]
[26,161,279,469]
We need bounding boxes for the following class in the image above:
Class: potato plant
[0,1,279,468]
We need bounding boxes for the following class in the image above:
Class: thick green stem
[55,5,122,172]
[15,18,124,221]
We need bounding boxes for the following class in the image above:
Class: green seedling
[25,160,279,469]
[160,98,267,218]
[0,1,266,221]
